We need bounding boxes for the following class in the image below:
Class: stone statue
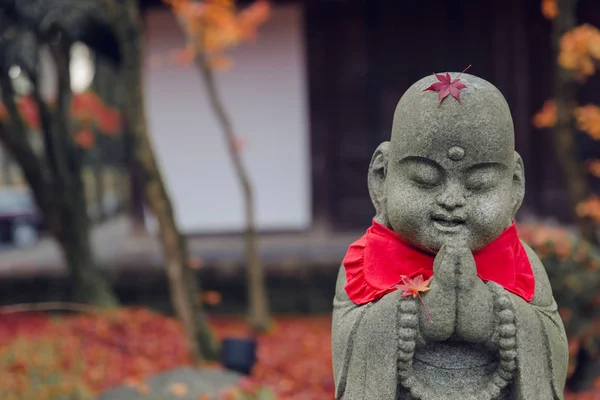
[331,73,569,400]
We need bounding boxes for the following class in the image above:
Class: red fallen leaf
[2,310,600,399]
[424,64,471,105]
[395,274,433,323]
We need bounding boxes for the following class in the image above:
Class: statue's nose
[436,183,466,210]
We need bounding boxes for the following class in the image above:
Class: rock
[96,367,242,400]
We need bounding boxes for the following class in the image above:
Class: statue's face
[380,74,521,253]
[369,74,523,253]
[384,118,519,252]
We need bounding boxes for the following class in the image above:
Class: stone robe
[332,242,569,400]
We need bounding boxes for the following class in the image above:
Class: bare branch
[0,75,53,216]
[49,40,80,180]
[30,79,64,179]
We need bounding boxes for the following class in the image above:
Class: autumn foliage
[575,104,600,140]
[0,91,122,150]
[542,0,559,20]
[163,0,270,70]
[2,294,600,398]
[0,310,332,400]
[559,24,600,79]
[533,3,600,226]
[71,91,122,138]
[163,0,273,334]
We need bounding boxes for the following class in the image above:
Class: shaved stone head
[368,73,525,253]
[390,73,515,166]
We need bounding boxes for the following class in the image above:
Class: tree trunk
[118,0,219,361]
[0,80,52,216]
[2,149,13,185]
[195,53,271,333]
[123,117,147,234]
[50,39,119,306]
[93,148,106,222]
[0,63,118,307]
[56,179,117,306]
[92,54,118,223]
[552,0,598,245]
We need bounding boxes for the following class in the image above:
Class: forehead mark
[448,146,465,161]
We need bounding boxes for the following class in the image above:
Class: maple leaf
[424,64,471,105]
[396,275,432,298]
[395,275,433,323]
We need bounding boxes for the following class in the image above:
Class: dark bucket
[221,337,257,375]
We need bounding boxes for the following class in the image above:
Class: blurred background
[0,0,599,399]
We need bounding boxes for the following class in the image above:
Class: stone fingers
[418,279,455,341]
[456,277,494,343]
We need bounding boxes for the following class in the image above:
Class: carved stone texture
[331,74,569,400]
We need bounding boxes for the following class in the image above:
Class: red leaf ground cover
[0,308,596,399]
[0,309,333,399]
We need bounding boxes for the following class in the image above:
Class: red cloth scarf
[343,220,535,305]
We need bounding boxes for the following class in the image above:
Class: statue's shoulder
[520,240,555,306]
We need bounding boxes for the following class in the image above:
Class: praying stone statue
[331,72,569,400]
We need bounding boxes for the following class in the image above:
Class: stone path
[0,216,359,279]
[97,367,242,400]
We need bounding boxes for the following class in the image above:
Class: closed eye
[465,177,495,191]
[411,173,441,188]
[464,163,507,191]
[399,156,444,188]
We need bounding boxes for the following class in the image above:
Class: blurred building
[140,0,600,235]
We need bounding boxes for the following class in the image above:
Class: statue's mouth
[431,214,466,232]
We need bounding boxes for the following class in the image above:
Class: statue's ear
[512,151,525,216]
[368,142,390,222]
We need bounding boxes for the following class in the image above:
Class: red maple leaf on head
[424,64,471,105]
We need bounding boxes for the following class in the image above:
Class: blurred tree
[114,0,219,361]
[534,2,600,389]
[165,0,272,333]
[0,0,122,306]
[534,0,600,245]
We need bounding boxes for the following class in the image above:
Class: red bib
[343,220,535,305]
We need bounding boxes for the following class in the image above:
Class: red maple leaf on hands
[395,275,433,323]
[424,64,472,105]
